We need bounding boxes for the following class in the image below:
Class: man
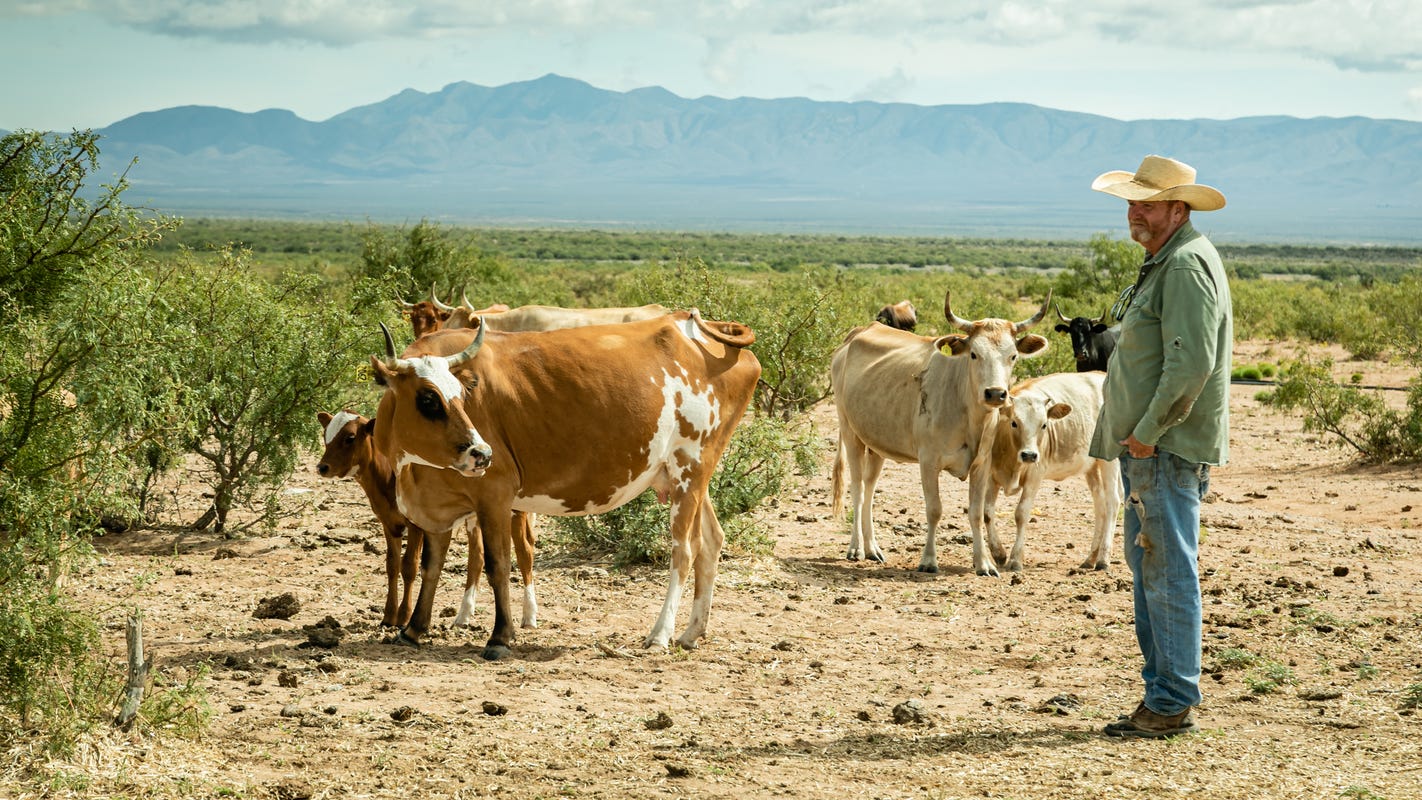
[1088,155,1232,739]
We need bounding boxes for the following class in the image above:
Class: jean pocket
[1162,451,1205,492]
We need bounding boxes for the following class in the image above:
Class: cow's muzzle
[453,442,494,477]
[983,388,1008,406]
[1019,450,1039,464]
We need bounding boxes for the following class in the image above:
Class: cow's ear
[370,355,393,387]
[1091,323,1109,334]
[1048,402,1072,420]
[317,411,332,426]
[362,417,378,436]
[935,335,969,356]
[1016,333,1050,357]
[1054,323,1070,333]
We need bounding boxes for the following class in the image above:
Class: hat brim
[1092,171,1226,211]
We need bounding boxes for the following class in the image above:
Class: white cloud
[38,0,1402,75]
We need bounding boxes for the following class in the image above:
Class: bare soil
[52,340,1422,798]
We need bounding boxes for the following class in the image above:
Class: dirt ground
[44,340,1422,799]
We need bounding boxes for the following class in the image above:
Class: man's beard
[1129,224,1151,244]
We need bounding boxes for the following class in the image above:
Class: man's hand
[1121,434,1157,459]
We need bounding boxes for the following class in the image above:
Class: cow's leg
[512,511,538,628]
[453,519,484,627]
[478,509,516,660]
[646,491,701,649]
[381,522,404,627]
[395,524,424,627]
[966,469,999,577]
[1006,475,1042,572]
[397,526,452,646]
[676,492,725,649]
[1082,463,1121,570]
[842,436,885,562]
[917,463,946,573]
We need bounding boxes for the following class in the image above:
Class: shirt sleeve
[1131,257,1221,446]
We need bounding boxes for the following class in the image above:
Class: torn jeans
[1121,451,1208,716]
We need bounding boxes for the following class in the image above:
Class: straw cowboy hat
[1091,155,1226,211]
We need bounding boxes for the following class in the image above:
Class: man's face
[1127,200,1187,253]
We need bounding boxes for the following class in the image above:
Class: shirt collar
[1145,219,1199,266]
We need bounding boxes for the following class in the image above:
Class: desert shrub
[1264,357,1422,463]
[1053,233,1140,302]
[0,130,191,755]
[157,245,384,533]
[547,413,820,565]
[356,219,515,304]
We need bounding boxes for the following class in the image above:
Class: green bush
[0,129,189,756]
[158,245,385,533]
[1264,357,1422,463]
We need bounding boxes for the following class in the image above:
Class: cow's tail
[688,308,756,348]
[830,435,846,520]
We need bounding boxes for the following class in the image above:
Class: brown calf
[316,410,538,628]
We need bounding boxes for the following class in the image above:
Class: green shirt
[1090,220,1233,465]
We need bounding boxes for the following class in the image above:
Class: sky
[2,0,1421,132]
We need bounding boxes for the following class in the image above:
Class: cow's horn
[943,290,974,332]
[461,292,476,311]
[1054,302,1071,323]
[379,322,399,364]
[431,283,456,313]
[1013,290,1052,333]
[445,318,486,369]
[1091,306,1109,325]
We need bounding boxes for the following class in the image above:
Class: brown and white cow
[370,309,760,659]
[443,301,669,333]
[830,290,1052,576]
[315,411,539,629]
[968,371,1121,572]
[875,300,918,332]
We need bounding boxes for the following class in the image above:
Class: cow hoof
[846,552,861,561]
[388,630,422,648]
[869,551,886,563]
[481,644,513,661]
[916,564,940,574]
[975,568,1001,578]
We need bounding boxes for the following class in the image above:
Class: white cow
[969,371,1122,572]
[830,290,1052,575]
[444,300,669,333]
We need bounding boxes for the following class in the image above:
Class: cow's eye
[970,352,978,359]
[344,434,356,445]
[1011,421,1018,428]
[464,375,479,390]
[415,388,447,421]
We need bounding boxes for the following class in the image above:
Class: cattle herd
[317,289,1124,659]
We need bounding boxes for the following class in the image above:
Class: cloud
[12,0,1421,75]
[851,66,915,103]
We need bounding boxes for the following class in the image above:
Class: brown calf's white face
[316,410,366,478]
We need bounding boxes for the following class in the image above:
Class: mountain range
[53,74,1422,244]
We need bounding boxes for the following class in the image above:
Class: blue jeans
[1121,451,1208,716]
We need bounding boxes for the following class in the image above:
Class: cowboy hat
[1091,154,1226,211]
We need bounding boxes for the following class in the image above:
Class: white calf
[970,371,1121,572]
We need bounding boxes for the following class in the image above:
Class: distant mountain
[87,74,1422,243]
